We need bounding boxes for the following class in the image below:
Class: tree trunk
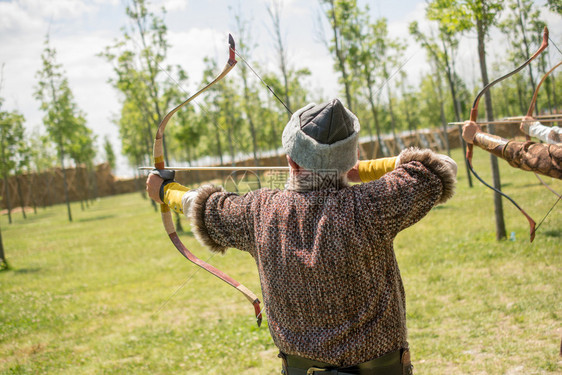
[365,69,384,157]
[0,224,7,270]
[326,0,353,111]
[30,173,37,214]
[434,67,451,156]
[2,173,12,224]
[477,17,506,241]
[213,115,224,165]
[268,1,293,120]
[515,0,537,114]
[59,144,73,222]
[442,40,471,185]
[368,97,384,158]
[241,74,260,166]
[15,175,27,219]
[385,72,399,155]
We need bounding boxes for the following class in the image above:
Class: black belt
[279,349,413,375]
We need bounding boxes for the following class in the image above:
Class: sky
[0,0,560,177]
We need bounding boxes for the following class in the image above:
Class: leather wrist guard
[473,132,510,159]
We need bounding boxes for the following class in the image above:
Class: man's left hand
[519,115,535,135]
[462,121,482,144]
[146,173,164,204]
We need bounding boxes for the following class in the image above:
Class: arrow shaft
[141,166,290,171]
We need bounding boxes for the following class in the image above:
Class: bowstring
[533,194,561,236]
[548,36,562,56]
[151,253,217,317]
[233,49,293,115]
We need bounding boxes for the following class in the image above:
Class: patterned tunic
[190,148,456,367]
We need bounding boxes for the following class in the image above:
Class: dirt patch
[1,206,35,215]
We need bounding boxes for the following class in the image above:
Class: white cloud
[22,0,94,20]
[0,1,43,33]
[162,0,189,12]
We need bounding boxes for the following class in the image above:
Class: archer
[462,117,562,180]
[147,99,457,374]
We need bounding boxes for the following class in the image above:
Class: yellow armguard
[163,182,190,214]
[358,157,398,182]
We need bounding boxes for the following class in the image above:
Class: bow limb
[526,61,562,119]
[465,26,549,242]
[524,60,562,199]
[153,34,262,327]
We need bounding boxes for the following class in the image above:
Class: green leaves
[0,107,26,176]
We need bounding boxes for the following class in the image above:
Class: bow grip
[150,168,176,181]
[150,169,176,202]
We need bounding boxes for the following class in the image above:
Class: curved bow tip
[541,26,549,47]
[228,33,236,66]
[253,299,262,327]
[526,214,536,243]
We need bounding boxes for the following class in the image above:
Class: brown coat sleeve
[356,147,457,239]
[473,132,562,179]
[503,141,562,179]
[189,185,257,255]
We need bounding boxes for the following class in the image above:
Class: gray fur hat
[282,99,360,174]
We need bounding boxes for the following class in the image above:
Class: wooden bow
[524,60,562,199]
[153,34,262,327]
[465,26,549,242]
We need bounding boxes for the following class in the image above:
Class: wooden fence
[0,123,521,210]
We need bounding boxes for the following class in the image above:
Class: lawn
[0,148,560,374]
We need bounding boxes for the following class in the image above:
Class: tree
[0,224,6,270]
[267,0,312,120]
[0,94,26,224]
[13,128,31,219]
[498,0,544,115]
[234,11,262,166]
[399,79,421,136]
[344,11,403,157]
[410,20,467,156]
[198,58,225,165]
[428,0,508,240]
[103,135,116,171]
[411,18,470,181]
[319,0,359,111]
[102,0,189,230]
[116,99,150,197]
[101,0,187,173]
[67,125,96,210]
[35,35,89,222]
[261,69,311,152]
[546,0,561,14]
[173,93,202,167]
[28,129,57,210]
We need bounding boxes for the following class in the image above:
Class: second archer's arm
[520,117,562,145]
[463,121,562,180]
[347,157,399,183]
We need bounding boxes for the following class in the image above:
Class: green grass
[0,148,560,374]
